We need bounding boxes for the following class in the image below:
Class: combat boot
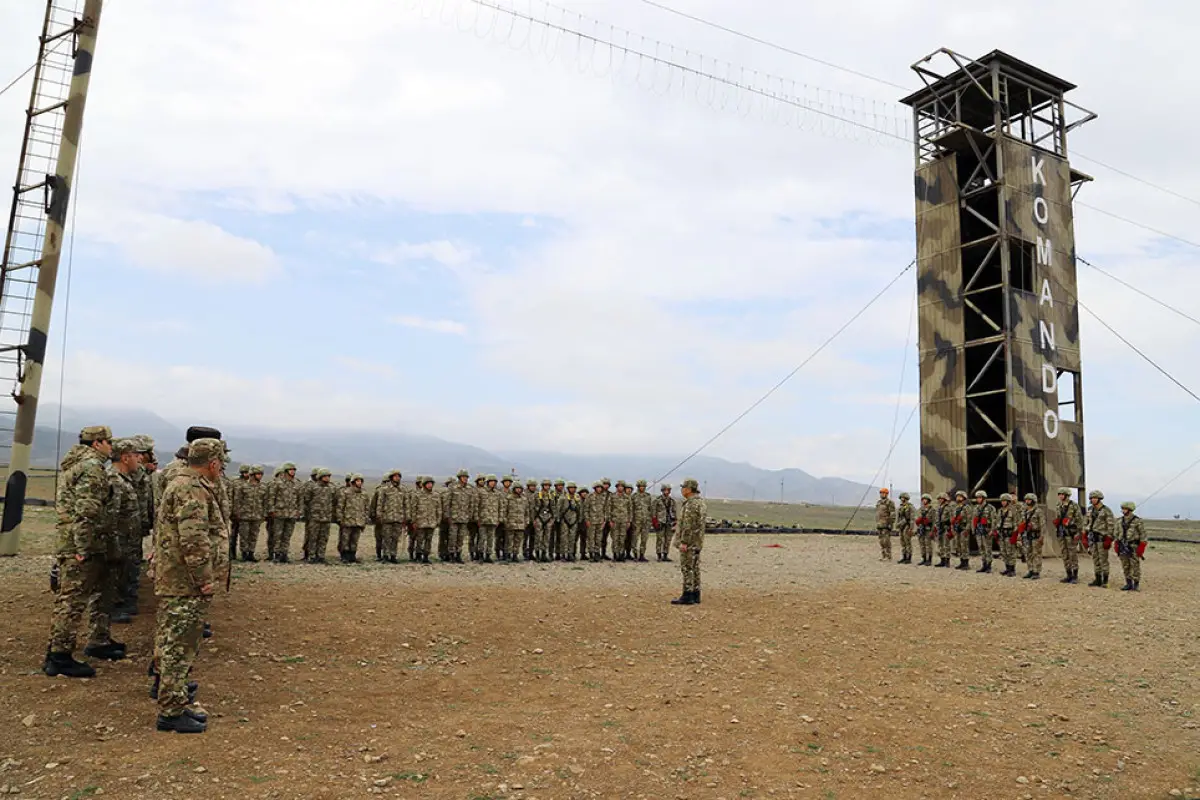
[149,675,199,701]
[1023,570,1035,579]
[1089,573,1102,587]
[184,707,209,724]
[202,622,212,639]
[43,650,95,678]
[1132,580,1140,591]
[1102,572,1110,587]
[956,559,970,570]
[692,589,701,604]
[156,713,206,734]
[1120,579,1133,591]
[1060,571,1072,583]
[936,557,949,568]
[977,563,991,574]
[242,553,258,563]
[83,641,127,661]
[663,555,672,562]
[670,591,694,605]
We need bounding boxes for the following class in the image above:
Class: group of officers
[872,486,1149,590]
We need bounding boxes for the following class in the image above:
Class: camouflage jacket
[1020,505,1045,537]
[650,494,676,529]
[631,490,653,524]
[234,479,268,521]
[266,475,304,519]
[338,486,370,527]
[411,488,442,528]
[477,487,503,525]
[914,503,934,532]
[609,492,632,527]
[970,502,997,533]
[299,479,319,519]
[446,483,474,523]
[995,504,1017,533]
[1117,514,1145,544]
[674,495,707,550]
[896,500,915,532]
[934,502,950,533]
[470,485,485,522]
[306,483,338,523]
[874,498,896,530]
[501,493,529,529]
[558,492,583,526]
[533,490,557,524]
[583,492,606,526]
[373,482,408,524]
[154,456,187,506]
[129,465,154,537]
[1086,504,1114,540]
[1053,501,1084,536]
[55,444,113,557]
[155,473,225,596]
[949,501,969,533]
[107,466,141,559]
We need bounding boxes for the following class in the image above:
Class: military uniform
[549,480,566,560]
[914,494,934,566]
[557,483,583,562]
[874,490,896,560]
[950,491,970,568]
[671,478,706,605]
[970,492,998,573]
[523,480,538,559]
[532,481,556,562]
[1019,494,1045,579]
[630,480,653,562]
[500,486,528,562]
[336,475,370,562]
[88,441,141,654]
[477,476,502,562]
[1085,491,1115,587]
[1052,489,1084,583]
[469,475,486,560]
[934,493,953,567]
[410,477,441,563]
[264,462,303,562]
[609,481,633,561]
[298,468,322,561]
[374,471,409,563]
[1116,502,1146,591]
[651,485,677,562]
[583,481,606,561]
[234,467,267,561]
[995,495,1019,576]
[44,426,114,678]
[895,492,915,563]
[303,470,338,563]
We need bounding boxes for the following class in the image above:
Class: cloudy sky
[1,0,1198,504]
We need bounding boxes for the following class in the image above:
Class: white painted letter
[1040,279,1054,306]
[1039,320,1057,351]
[1033,197,1049,225]
[1044,409,1059,439]
[1042,363,1058,393]
[1031,156,1045,185]
[1036,236,1053,266]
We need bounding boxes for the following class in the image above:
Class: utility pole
[0,0,104,556]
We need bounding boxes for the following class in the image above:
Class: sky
[1,0,1199,507]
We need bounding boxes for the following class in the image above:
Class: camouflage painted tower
[900,49,1095,510]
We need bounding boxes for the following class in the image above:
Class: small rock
[1116,760,1125,771]
[511,783,524,790]
[1016,776,1030,785]
[869,764,886,774]
[729,718,739,724]
[1168,791,1181,798]
[533,648,544,655]
[455,730,466,738]
[373,778,392,787]
[44,763,58,770]
[194,767,207,774]
[800,715,814,723]
[20,715,34,728]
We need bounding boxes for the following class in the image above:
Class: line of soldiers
[873,486,1148,590]
[225,469,685,566]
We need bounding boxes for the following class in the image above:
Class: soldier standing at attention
[374,470,408,564]
[934,492,952,567]
[299,467,321,561]
[236,466,267,561]
[116,436,157,622]
[44,425,114,678]
[1018,493,1045,580]
[599,478,614,559]
[1085,490,1115,588]
[874,487,896,561]
[651,483,676,562]
[550,479,567,561]
[469,474,486,560]
[995,493,1019,576]
[411,476,441,564]
[85,438,141,661]
[227,464,249,560]
[895,492,915,564]
[574,486,590,559]
[558,482,582,562]
[1053,487,1084,584]
[500,482,528,563]
[914,494,934,566]
[671,478,706,605]
[337,475,370,563]
[971,490,997,574]
[303,469,337,563]
[442,470,471,564]
[948,490,970,569]
[631,479,653,562]
[1115,501,1146,591]
[531,479,555,562]
[153,438,227,734]
[477,475,502,562]
[496,475,514,560]
[583,481,605,561]
[262,468,280,559]
[523,479,538,560]
[611,480,634,561]
[265,462,302,563]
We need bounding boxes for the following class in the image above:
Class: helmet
[636,479,647,487]
[1024,493,1038,502]
[475,474,486,483]
[974,490,987,499]
[239,464,250,475]
[317,468,332,478]
[351,473,363,482]
[954,490,967,499]
[920,493,932,502]
[592,480,602,488]
[512,483,524,492]
[456,469,469,478]
[681,477,700,491]
[310,467,321,478]
[661,483,672,490]
[554,477,565,485]
[999,493,1012,502]
[501,475,513,483]
[600,477,611,485]
[566,481,577,489]
[486,474,497,482]
[899,492,910,500]
[879,487,889,494]
[280,462,297,471]
[1057,487,1072,497]
[1088,490,1104,500]
[616,480,626,488]
[1120,501,1136,511]
[541,478,551,485]
[937,492,949,501]
[527,479,537,487]
[251,464,264,475]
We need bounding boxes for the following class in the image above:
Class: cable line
[1078,256,1200,329]
[841,402,919,532]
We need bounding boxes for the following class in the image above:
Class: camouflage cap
[954,489,967,498]
[999,493,1012,502]
[566,481,576,489]
[475,474,486,483]
[280,461,297,471]
[1120,501,1136,511]
[1057,486,1072,497]
[526,479,537,486]
[974,490,987,499]
[661,483,672,490]
[311,467,321,477]
[132,434,155,453]
[937,492,949,501]
[239,464,251,474]
[251,464,264,474]
[353,473,364,481]
[636,479,647,487]
[615,479,626,487]
[317,468,333,478]
[554,477,565,485]
[1024,492,1038,502]
[541,478,551,485]
[387,468,402,479]
[188,438,225,463]
[578,486,589,493]
[486,474,497,482]
[456,469,469,478]
[681,477,700,491]
[501,475,513,483]
[111,438,137,457]
[920,493,933,501]
[899,491,910,500]
[592,480,602,488]
[79,425,112,442]
[512,483,524,492]
[1089,489,1104,500]
[600,476,611,485]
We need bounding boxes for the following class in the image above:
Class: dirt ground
[1,531,1198,800]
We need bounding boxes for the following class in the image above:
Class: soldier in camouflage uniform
[82,438,140,661]
[373,469,409,563]
[583,480,606,561]
[115,435,156,622]
[336,475,370,562]
[574,486,590,558]
[1115,501,1145,591]
[651,483,676,562]
[914,493,934,566]
[995,493,1019,576]
[265,462,303,562]
[523,479,538,559]
[549,479,566,560]
[303,469,337,563]
[1084,489,1114,588]
[609,480,633,561]
[531,479,555,562]
[410,476,441,563]
[1018,493,1045,580]
[469,474,486,560]
[227,464,249,559]
[894,492,915,564]
[671,478,706,605]
[152,438,227,733]
[630,479,653,562]
[598,478,614,558]
[934,492,952,567]
[496,475,514,559]
[557,482,583,562]
[298,467,322,561]
[441,470,472,563]
[1053,487,1084,584]
[476,475,502,562]
[235,466,267,561]
[949,489,971,569]
[44,426,114,678]
[874,488,895,561]
[500,483,527,562]
[969,490,997,573]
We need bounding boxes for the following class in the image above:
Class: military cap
[251,464,264,474]
[1023,492,1038,502]
[541,478,551,484]
[920,493,932,502]
[615,479,626,487]
[1057,486,1072,497]
[512,483,524,492]
[317,467,332,478]
[501,475,513,484]
[132,435,155,453]
[566,481,576,488]
[592,480,603,489]
[239,464,251,475]
[999,493,1012,502]
[526,479,537,486]
[954,490,967,498]
[600,476,611,484]
[974,490,987,499]
[899,491,910,500]
[456,469,469,478]
[79,425,112,442]
[351,473,363,481]
[486,474,497,482]
[1088,489,1104,499]
[111,438,137,457]
[936,492,949,501]
[185,425,221,443]
[279,461,296,471]
[636,479,647,487]
[681,477,700,491]
[661,483,672,490]
[188,438,225,462]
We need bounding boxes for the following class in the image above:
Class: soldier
[303,469,337,563]
[496,475,514,559]
[933,492,952,567]
[1053,487,1084,584]
[550,478,566,560]
[531,479,555,562]
[116,435,157,622]
[410,476,441,563]
[969,490,997,573]
[1115,501,1146,591]
[262,467,280,559]
[299,467,322,561]
[44,425,114,678]
[630,479,653,562]
[671,478,706,605]
[442,470,472,564]
[875,487,896,561]
[336,474,370,562]
[995,493,1019,576]
[583,480,606,561]
[477,475,502,562]
[228,464,250,560]
[265,462,302,562]
[1084,490,1115,588]
[557,481,581,562]
[651,483,677,562]
[500,483,527,562]
[914,493,934,566]
[374,469,408,563]
[469,474,486,560]
[894,492,915,564]
[1018,492,1045,580]
[152,437,227,733]
[599,477,613,558]
[436,478,452,561]
[612,480,635,561]
[235,466,267,561]
[83,438,140,661]
[950,489,971,570]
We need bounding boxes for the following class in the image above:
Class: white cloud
[372,240,476,268]
[333,356,397,378]
[390,315,468,336]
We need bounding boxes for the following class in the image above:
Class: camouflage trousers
[1060,535,1080,571]
[576,523,587,559]
[533,520,552,555]
[937,530,953,560]
[273,519,298,559]
[338,526,364,557]
[680,548,701,592]
[378,522,405,560]
[468,521,480,559]
[84,558,123,647]
[999,532,1018,567]
[654,525,671,558]
[447,522,469,558]
[154,595,209,717]
[586,522,603,558]
[876,528,892,559]
[304,521,333,561]
[1119,552,1141,582]
[917,530,933,561]
[478,524,496,559]
[116,533,143,611]
[632,521,651,559]
[954,529,970,559]
[438,521,450,559]
[48,556,104,653]
[898,527,913,559]
[1090,540,1110,576]
[237,520,262,558]
[265,518,277,557]
[975,531,994,566]
[556,522,577,559]
[414,527,434,559]
[1024,536,1044,573]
